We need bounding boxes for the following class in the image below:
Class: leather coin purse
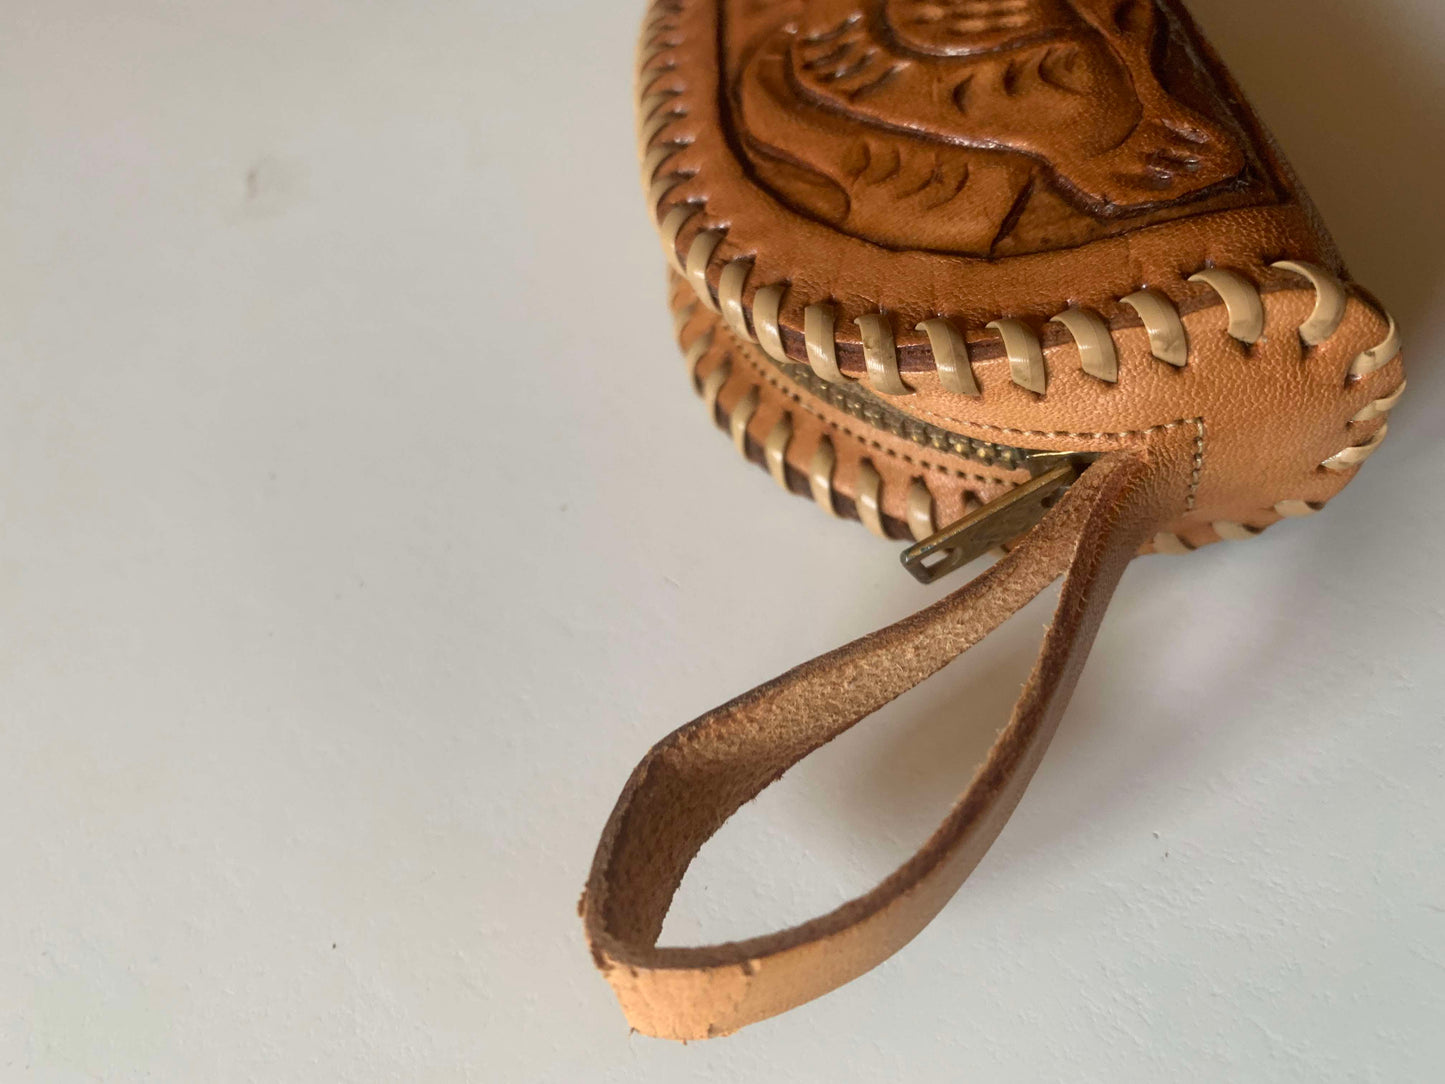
[582,0,1404,1040]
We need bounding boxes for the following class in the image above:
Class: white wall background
[2,1,1442,1080]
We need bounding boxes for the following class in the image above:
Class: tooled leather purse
[581,0,1404,1040]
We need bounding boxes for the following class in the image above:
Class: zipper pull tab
[901,460,1082,584]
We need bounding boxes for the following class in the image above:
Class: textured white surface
[2,0,1443,1080]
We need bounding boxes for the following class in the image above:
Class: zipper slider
[900,460,1085,584]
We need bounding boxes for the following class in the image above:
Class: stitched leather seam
[635,4,1399,405]
[905,402,1207,509]
[896,403,1193,443]
[685,307,1207,516]
[642,0,1397,529]
[1189,419,1205,512]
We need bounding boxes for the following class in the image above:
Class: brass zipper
[769,356,1093,585]
[775,356,1040,470]
[900,460,1090,584]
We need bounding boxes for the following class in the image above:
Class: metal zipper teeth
[772,356,1049,473]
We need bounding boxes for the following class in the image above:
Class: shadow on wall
[825,0,1442,876]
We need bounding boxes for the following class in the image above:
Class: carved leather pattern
[726,0,1280,256]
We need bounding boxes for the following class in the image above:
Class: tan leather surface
[670,274,1027,538]
[673,271,1403,551]
[738,0,1258,253]
[641,0,1403,548]
[589,0,1408,1039]
[642,0,1342,342]
[582,448,1194,1039]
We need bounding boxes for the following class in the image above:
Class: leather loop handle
[582,452,1173,1039]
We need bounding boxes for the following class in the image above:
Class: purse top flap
[641,0,1341,354]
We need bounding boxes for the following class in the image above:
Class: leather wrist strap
[582,451,1177,1039]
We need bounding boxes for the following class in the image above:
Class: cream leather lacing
[679,306,944,540]
[681,285,1402,555]
[639,0,1403,551]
